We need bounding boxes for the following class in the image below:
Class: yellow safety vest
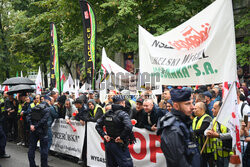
[30,102,39,109]
[91,104,105,117]
[18,104,22,114]
[0,98,4,112]
[212,118,233,158]
[192,114,213,153]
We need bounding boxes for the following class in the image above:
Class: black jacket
[157,109,194,167]
[142,104,166,131]
[131,108,146,128]
[95,104,133,142]
[75,106,88,121]
[26,102,50,135]
[4,98,18,118]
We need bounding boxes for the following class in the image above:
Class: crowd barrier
[50,119,166,167]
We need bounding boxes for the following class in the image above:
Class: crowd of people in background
[0,81,249,167]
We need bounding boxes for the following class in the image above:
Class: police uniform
[95,95,134,167]
[0,103,10,158]
[157,89,200,167]
[27,101,50,167]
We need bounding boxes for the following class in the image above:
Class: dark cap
[73,97,83,104]
[170,89,191,102]
[136,97,144,104]
[44,96,51,102]
[112,95,125,103]
[202,91,212,99]
[94,93,99,99]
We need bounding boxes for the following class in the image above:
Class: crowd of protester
[0,81,249,167]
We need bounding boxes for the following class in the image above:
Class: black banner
[50,23,56,89]
[79,0,96,89]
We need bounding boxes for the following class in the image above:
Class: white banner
[50,119,85,158]
[87,122,166,167]
[139,0,237,86]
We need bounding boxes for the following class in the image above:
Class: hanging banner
[79,0,96,89]
[87,122,166,167]
[139,0,237,86]
[50,119,85,158]
[50,23,60,92]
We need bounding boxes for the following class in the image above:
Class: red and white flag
[35,67,42,95]
[217,82,241,161]
[222,81,229,102]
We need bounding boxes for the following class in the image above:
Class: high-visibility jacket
[90,104,105,118]
[212,118,233,158]
[30,102,39,109]
[192,114,213,153]
[0,98,4,112]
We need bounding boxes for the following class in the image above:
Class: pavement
[0,142,82,167]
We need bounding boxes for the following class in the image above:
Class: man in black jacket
[96,95,133,167]
[142,99,166,131]
[130,97,146,128]
[157,89,200,167]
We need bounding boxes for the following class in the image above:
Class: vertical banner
[79,0,96,90]
[50,23,60,93]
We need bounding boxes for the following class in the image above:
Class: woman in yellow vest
[205,101,233,167]
[86,99,105,122]
[192,102,214,167]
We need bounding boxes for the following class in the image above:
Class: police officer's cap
[202,91,212,99]
[112,95,125,103]
[170,89,191,102]
[44,96,51,102]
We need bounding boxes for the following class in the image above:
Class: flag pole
[200,81,236,154]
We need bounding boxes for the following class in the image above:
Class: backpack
[30,103,47,121]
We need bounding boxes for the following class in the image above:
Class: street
[0,142,82,167]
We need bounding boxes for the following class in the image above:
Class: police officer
[0,99,10,158]
[27,100,50,167]
[96,95,134,167]
[157,89,200,167]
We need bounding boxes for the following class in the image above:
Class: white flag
[75,79,80,98]
[21,71,23,78]
[63,79,70,93]
[217,82,241,161]
[68,73,74,86]
[35,67,42,95]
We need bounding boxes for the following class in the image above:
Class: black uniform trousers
[0,124,6,156]
[105,141,133,167]
[28,131,48,167]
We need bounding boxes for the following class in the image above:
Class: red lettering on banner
[149,134,162,163]
[168,23,211,50]
[129,132,147,160]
